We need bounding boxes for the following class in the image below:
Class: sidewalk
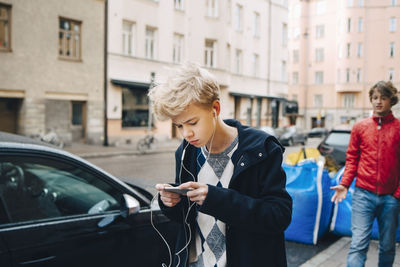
[64,138,181,158]
[300,237,400,267]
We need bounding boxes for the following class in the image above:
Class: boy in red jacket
[331,81,400,267]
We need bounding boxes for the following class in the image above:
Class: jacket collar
[372,111,394,124]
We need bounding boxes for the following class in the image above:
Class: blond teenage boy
[149,62,292,267]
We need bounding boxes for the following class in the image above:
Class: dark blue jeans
[347,187,400,267]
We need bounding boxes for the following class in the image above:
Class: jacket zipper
[377,117,381,194]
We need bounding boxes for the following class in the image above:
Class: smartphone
[163,187,193,195]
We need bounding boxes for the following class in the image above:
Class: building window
[358,18,363,32]
[282,61,287,82]
[316,0,326,15]
[59,17,81,60]
[389,69,395,80]
[282,23,288,47]
[122,87,150,127]
[293,27,300,40]
[293,4,301,18]
[252,53,259,77]
[175,0,184,10]
[253,12,260,37]
[357,43,363,57]
[315,48,324,62]
[338,44,343,59]
[235,49,242,74]
[314,94,323,108]
[292,72,299,84]
[390,17,397,32]
[347,18,352,33]
[145,27,156,59]
[391,0,397,6]
[72,102,83,125]
[358,0,364,6]
[316,24,325,38]
[347,43,351,58]
[315,71,324,84]
[347,0,354,7]
[346,68,350,82]
[293,49,299,63]
[0,3,11,51]
[206,0,218,18]
[173,34,184,63]
[343,93,355,108]
[122,21,135,56]
[390,42,395,57]
[234,4,242,31]
[356,68,362,82]
[205,39,216,68]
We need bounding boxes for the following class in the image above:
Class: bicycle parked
[137,134,158,153]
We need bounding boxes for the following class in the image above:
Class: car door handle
[19,255,56,265]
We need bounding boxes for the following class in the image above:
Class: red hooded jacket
[341,112,400,198]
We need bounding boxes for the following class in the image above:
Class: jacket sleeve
[340,125,361,187]
[198,142,292,234]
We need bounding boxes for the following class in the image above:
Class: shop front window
[122,87,150,127]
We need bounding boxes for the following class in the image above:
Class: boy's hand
[156,184,181,207]
[330,184,348,204]
[180,182,208,205]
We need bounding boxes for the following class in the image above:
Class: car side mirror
[123,194,140,215]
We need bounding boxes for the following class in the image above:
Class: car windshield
[325,132,351,146]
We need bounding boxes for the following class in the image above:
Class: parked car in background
[278,126,308,146]
[0,131,177,267]
[308,127,329,138]
[317,129,351,168]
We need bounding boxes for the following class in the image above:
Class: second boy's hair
[148,62,220,121]
[369,80,399,106]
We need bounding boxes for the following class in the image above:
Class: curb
[65,146,178,159]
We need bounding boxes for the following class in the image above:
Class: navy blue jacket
[159,119,292,267]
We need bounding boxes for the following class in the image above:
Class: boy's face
[172,103,215,148]
[371,89,392,117]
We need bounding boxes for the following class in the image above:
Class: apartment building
[107,0,290,145]
[288,0,400,130]
[0,0,105,144]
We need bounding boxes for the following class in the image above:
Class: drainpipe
[103,0,109,146]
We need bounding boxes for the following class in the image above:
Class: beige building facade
[107,0,290,145]
[0,0,105,144]
[288,0,400,130]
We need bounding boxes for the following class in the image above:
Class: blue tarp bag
[283,159,333,244]
[330,167,400,241]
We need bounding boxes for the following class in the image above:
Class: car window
[324,132,351,147]
[0,156,124,224]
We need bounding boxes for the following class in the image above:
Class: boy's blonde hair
[148,62,220,121]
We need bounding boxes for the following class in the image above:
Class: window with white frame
[206,0,218,17]
[347,18,352,33]
[356,68,362,82]
[282,23,288,47]
[314,94,323,108]
[390,42,395,57]
[293,4,301,18]
[234,4,242,31]
[347,43,351,57]
[173,34,184,63]
[282,61,287,82]
[145,27,156,59]
[315,48,324,62]
[0,3,11,51]
[293,49,299,63]
[253,12,260,37]
[235,49,242,74]
[316,0,326,15]
[358,18,363,32]
[175,0,184,10]
[293,27,300,40]
[343,93,355,108]
[347,0,353,7]
[292,72,299,84]
[389,69,395,80]
[252,53,259,77]
[346,68,350,82]
[358,0,364,6]
[338,44,343,59]
[59,17,81,60]
[391,0,397,6]
[390,17,397,32]
[357,42,363,57]
[122,21,135,56]
[316,24,325,38]
[315,71,323,84]
[205,39,216,68]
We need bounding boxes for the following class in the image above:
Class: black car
[278,126,308,146]
[317,129,351,168]
[0,131,177,267]
[308,127,329,138]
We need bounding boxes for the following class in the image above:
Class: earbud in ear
[213,110,217,117]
